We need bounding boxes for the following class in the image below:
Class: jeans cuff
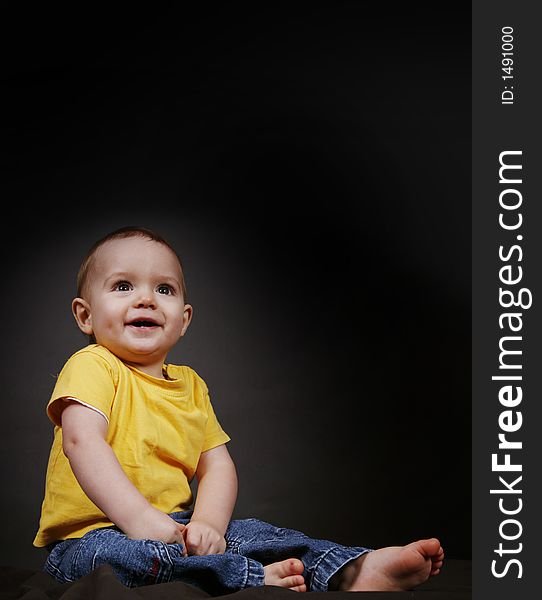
[244,557,266,588]
[310,546,372,592]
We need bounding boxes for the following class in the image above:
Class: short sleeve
[47,349,118,427]
[201,389,231,453]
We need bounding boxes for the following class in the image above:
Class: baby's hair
[76,225,188,301]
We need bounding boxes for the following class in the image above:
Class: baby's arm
[61,400,186,546]
[185,444,238,555]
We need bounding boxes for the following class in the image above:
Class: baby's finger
[173,524,187,554]
[186,530,203,555]
[174,532,187,554]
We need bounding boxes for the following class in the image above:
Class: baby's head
[76,226,188,301]
[72,226,192,378]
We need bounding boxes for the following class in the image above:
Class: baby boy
[34,226,444,593]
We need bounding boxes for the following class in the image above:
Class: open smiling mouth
[128,321,159,328]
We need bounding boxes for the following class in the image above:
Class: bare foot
[331,538,444,592]
[264,558,306,592]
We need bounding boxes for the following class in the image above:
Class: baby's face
[76,236,192,377]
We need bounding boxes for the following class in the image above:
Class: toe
[421,538,442,557]
[282,575,305,588]
[287,559,305,575]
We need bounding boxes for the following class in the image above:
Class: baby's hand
[125,505,187,552]
[185,520,226,556]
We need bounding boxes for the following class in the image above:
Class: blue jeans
[44,511,370,593]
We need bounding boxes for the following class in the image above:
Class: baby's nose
[135,292,156,308]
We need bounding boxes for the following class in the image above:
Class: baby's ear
[180,303,193,338]
[72,297,93,335]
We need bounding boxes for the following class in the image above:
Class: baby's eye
[114,281,132,292]
[157,284,173,295]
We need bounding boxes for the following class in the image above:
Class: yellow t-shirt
[33,344,230,547]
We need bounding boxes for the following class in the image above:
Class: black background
[2,3,471,569]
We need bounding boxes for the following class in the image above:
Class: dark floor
[0,559,471,599]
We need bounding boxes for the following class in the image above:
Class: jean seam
[243,556,249,589]
[244,557,265,588]
[75,529,108,575]
[153,541,174,584]
[83,530,113,578]
[44,557,75,584]
[311,547,370,591]
[311,547,336,589]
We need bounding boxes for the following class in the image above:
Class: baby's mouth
[127,320,160,328]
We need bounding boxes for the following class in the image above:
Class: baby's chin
[101,340,167,366]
